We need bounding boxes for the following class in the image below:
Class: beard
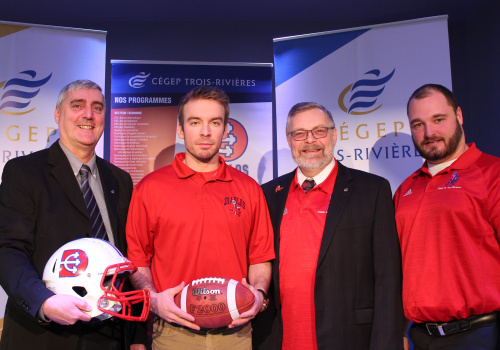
[195,149,218,162]
[413,119,463,162]
[185,138,220,163]
[292,144,334,172]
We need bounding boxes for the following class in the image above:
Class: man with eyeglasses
[253,102,403,350]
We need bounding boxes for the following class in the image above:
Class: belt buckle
[426,322,447,336]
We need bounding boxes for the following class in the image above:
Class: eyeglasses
[287,127,335,141]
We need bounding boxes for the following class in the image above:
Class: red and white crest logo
[220,119,248,161]
[59,249,88,277]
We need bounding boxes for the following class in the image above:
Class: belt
[414,312,497,337]
[160,318,246,336]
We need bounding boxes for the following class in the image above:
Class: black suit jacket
[254,162,403,350]
[0,141,134,350]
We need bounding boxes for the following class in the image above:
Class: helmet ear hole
[73,286,88,297]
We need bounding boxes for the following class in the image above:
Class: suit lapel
[48,142,88,218]
[317,162,352,268]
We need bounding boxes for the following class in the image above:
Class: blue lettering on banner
[229,164,249,175]
[336,144,421,161]
[2,150,34,163]
[229,164,248,175]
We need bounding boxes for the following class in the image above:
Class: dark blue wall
[464,1,500,157]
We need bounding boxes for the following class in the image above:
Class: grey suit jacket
[253,162,403,350]
[0,141,134,350]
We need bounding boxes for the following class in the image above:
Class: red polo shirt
[126,153,275,292]
[280,162,338,350]
[394,143,500,322]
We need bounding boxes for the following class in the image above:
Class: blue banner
[110,61,273,185]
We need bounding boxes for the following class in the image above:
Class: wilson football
[174,277,255,329]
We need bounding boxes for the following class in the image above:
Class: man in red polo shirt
[395,84,500,350]
[254,102,403,350]
[126,86,274,350]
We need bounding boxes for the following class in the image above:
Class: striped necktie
[302,179,316,193]
[80,165,108,241]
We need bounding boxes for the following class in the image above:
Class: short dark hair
[407,84,458,116]
[178,86,230,127]
[57,80,103,108]
[286,102,335,133]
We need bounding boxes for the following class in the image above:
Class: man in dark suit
[0,80,142,349]
[254,102,403,350]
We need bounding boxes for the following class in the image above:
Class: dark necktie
[302,178,316,193]
[80,165,108,241]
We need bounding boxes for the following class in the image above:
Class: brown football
[174,277,255,329]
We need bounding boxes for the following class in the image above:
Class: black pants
[410,321,498,350]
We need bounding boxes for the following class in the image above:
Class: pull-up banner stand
[0,20,106,339]
[110,60,273,185]
[273,16,451,192]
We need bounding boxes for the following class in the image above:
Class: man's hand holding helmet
[42,294,92,325]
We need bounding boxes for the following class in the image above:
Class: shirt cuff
[37,301,51,324]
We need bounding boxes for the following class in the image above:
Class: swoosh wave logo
[0,70,52,115]
[338,68,395,115]
[129,72,150,88]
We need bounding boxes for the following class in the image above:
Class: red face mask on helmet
[43,238,150,322]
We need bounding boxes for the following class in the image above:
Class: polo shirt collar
[172,152,233,181]
[296,158,335,186]
[418,142,481,177]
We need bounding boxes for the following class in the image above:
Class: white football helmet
[43,238,150,321]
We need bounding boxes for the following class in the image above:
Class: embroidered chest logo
[444,171,460,187]
[403,189,412,197]
[224,196,246,217]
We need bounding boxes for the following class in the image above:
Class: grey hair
[286,102,335,133]
[56,80,103,108]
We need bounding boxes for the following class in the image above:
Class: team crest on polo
[444,171,460,188]
[220,119,248,161]
[59,249,88,277]
[338,68,395,115]
[224,196,246,217]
